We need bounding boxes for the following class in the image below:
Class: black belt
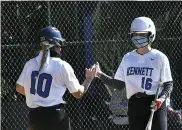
[133,92,155,98]
[30,104,65,112]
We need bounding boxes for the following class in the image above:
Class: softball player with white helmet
[16,26,96,130]
[95,17,173,130]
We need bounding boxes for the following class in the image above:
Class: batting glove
[150,98,165,111]
[95,62,103,78]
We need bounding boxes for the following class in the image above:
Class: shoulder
[51,58,73,71]
[125,50,133,54]
[25,57,36,67]
[122,50,136,61]
[61,61,75,75]
[151,49,169,60]
[51,57,63,64]
[62,61,73,69]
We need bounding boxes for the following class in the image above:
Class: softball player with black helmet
[16,26,96,130]
[94,17,173,130]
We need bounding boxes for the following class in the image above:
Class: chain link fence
[1,1,182,130]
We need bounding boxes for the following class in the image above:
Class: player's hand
[95,62,103,78]
[150,98,165,111]
[85,65,96,81]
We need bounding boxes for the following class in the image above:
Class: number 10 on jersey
[30,71,52,98]
[141,77,153,90]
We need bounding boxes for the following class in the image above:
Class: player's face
[131,32,151,51]
[54,46,62,55]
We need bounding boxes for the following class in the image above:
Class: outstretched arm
[95,62,125,90]
[68,66,96,99]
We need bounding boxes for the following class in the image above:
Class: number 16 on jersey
[141,77,153,90]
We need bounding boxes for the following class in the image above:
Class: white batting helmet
[130,17,156,42]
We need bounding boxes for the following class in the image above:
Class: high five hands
[85,64,96,81]
[85,62,103,80]
[95,62,103,78]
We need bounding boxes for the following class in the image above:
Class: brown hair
[37,45,49,77]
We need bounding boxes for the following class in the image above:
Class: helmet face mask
[130,17,156,48]
[53,37,66,47]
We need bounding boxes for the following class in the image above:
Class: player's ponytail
[37,45,49,77]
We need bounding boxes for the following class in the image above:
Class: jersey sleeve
[16,62,29,87]
[114,58,125,82]
[160,55,173,82]
[62,62,80,93]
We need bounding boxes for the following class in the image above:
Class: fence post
[47,1,51,25]
[83,6,94,68]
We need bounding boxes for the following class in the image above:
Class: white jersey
[16,52,80,108]
[114,49,173,99]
